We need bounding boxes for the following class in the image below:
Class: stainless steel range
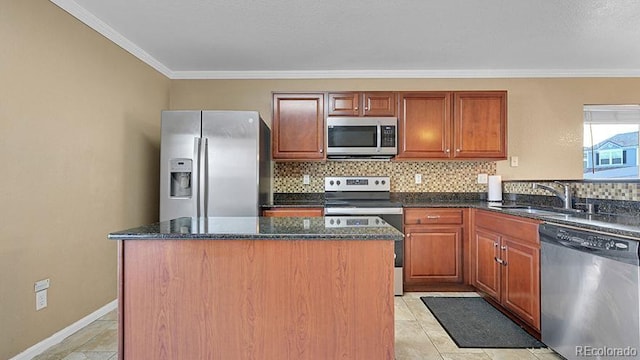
[324,176,404,295]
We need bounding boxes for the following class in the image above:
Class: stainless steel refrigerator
[160,110,271,221]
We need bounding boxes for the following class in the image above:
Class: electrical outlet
[36,289,47,310]
[415,174,422,184]
[303,174,310,185]
[35,278,50,292]
[477,174,488,184]
[510,156,519,167]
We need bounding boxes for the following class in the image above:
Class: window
[583,105,640,179]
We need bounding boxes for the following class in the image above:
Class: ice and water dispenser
[169,159,192,198]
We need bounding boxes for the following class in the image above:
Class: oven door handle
[324,207,403,215]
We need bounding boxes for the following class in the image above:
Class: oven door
[324,207,404,295]
[326,117,397,156]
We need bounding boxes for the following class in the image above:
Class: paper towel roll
[487,175,502,202]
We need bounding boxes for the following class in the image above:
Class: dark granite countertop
[269,192,640,239]
[407,204,640,239]
[478,205,640,239]
[108,216,404,241]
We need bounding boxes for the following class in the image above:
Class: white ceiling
[51,0,640,79]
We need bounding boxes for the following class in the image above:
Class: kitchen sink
[506,207,569,216]
[488,204,581,218]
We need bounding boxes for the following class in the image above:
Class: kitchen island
[109,216,402,360]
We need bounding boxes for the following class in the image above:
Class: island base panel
[121,239,395,359]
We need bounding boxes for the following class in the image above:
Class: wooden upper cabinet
[328,92,397,117]
[397,92,452,159]
[328,92,360,116]
[272,93,325,160]
[453,91,507,159]
[397,90,507,160]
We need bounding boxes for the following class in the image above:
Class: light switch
[477,174,488,184]
[510,156,519,167]
[415,174,422,184]
[303,174,310,185]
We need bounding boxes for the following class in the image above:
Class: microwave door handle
[376,122,381,153]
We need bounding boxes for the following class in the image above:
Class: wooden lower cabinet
[262,207,324,217]
[405,225,462,284]
[403,208,470,290]
[473,227,501,299]
[472,209,541,331]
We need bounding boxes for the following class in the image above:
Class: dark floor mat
[420,296,546,348]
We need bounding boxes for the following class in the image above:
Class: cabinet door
[472,228,501,300]
[404,225,463,284]
[363,92,396,116]
[453,91,507,159]
[501,237,540,330]
[397,92,452,159]
[272,93,325,160]
[328,92,360,116]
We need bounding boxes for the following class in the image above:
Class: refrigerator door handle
[194,137,202,217]
[202,137,209,217]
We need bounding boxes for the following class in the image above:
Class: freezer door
[202,111,262,216]
[160,111,202,221]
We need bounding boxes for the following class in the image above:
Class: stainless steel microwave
[326,117,398,158]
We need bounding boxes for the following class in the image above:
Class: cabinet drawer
[405,208,463,225]
[262,208,323,217]
[474,209,540,245]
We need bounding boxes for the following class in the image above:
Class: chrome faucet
[532,181,573,210]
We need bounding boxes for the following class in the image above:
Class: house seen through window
[583,105,640,179]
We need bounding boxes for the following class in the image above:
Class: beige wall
[0,1,170,358]
[171,78,640,180]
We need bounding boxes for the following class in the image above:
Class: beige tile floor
[33,292,562,360]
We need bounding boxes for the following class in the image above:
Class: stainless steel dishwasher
[540,223,640,360]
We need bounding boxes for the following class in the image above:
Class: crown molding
[50,0,174,78]
[171,69,640,80]
[51,1,640,80]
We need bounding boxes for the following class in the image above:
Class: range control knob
[336,180,341,186]
[375,180,380,185]
[381,180,386,185]
[329,180,334,186]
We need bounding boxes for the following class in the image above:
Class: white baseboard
[9,299,118,360]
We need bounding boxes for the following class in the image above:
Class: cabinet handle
[426,215,440,219]
[355,106,359,111]
[494,242,499,247]
[319,149,323,153]
[501,245,507,251]
[456,148,461,152]
[494,257,507,266]
[446,149,450,153]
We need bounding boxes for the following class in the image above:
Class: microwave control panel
[381,126,396,147]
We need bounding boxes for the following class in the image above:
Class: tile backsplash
[505,181,640,202]
[274,161,496,193]
[274,161,640,202]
